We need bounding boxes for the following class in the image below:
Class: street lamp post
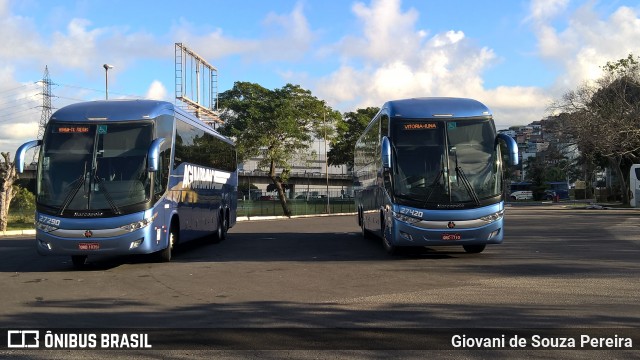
[103,64,113,100]
[324,107,330,214]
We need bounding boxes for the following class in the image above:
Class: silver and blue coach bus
[16,100,237,267]
[354,98,518,254]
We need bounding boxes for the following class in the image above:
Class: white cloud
[341,0,422,63]
[170,1,315,62]
[313,0,546,128]
[532,3,640,91]
[526,0,570,24]
[145,80,168,100]
[0,122,38,140]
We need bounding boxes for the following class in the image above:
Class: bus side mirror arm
[147,138,165,172]
[496,133,518,166]
[15,140,42,173]
[381,136,392,170]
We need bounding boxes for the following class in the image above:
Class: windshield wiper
[422,168,444,207]
[451,147,481,205]
[58,162,88,216]
[92,175,121,215]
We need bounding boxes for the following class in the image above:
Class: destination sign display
[55,126,90,133]
[402,122,438,130]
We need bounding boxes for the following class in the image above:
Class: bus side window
[155,149,170,195]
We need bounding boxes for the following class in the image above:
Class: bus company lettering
[182,164,231,189]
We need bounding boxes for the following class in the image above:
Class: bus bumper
[391,218,503,247]
[36,226,161,256]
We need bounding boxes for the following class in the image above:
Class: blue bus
[354,98,518,254]
[16,100,237,267]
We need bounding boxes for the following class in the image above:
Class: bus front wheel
[157,226,177,262]
[463,244,486,254]
[382,224,397,255]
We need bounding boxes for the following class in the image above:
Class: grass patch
[238,199,356,217]
[6,212,34,230]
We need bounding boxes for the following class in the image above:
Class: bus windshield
[392,119,501,207]
[37,122,153,215]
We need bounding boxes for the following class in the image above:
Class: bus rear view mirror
[147,138,165,172]
[381,136,391,169]
[496,133,519,166]
[15,140,42,173]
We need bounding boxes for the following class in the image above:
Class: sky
[1,0,640,155]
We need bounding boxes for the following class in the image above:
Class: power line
[0,98,39,113]
[0,106,39,121]
[0,83,38,96]
[56,83,144,99]
[0,93,40,108]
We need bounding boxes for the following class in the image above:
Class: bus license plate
[78,242,100,250]
[441,233,461,241]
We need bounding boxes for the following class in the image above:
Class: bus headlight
[393,212,422,225]
[35,222,58,233]
[480,210,504,224]
[120,213,157,232]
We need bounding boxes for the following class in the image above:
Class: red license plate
[441,233,462,241]
[78,242,100,250]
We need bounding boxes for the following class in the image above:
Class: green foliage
[552,53,640,204]
[218,82,337,216]
[219,82,334,168]
[327,107,379,169]
[10,185,35,219]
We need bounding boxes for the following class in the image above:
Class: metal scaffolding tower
[175,43,221,126]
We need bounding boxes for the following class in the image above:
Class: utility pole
[324,106,329,214]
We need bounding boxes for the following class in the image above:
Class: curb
[237,212,356,222]
[1,229,36,237]
[0,214,359,237]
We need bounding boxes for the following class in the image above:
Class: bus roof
[384,97,492,119]
[50,100,178,122]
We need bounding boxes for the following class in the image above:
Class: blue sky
[1,0,640,154]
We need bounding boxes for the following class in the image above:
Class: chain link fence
[238,189,355,217]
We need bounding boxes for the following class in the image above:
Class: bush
[10,186,35,221]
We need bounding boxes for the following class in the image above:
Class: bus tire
[360,213,372,239]
[463,244,486,253]
[381,213,397,255]
[157,225,177,262]
[382,229,397,255]
[71,255,87,268]
[213,211,227,243]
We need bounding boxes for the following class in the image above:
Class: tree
[0,152,18,231]
[218,82,337,217]
[327,107,379,170]
[550,54,640,204]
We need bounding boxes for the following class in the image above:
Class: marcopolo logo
[7,330,40,348]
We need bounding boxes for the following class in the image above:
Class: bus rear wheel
[463,244,486,253]
[213,211,227,243]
